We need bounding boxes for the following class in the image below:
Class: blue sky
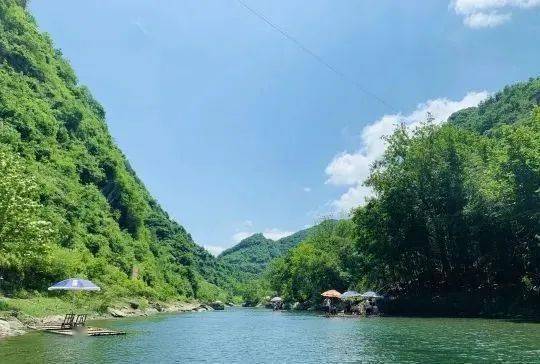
[30,0,540,255]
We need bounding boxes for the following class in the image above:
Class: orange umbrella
[321,290,341,298]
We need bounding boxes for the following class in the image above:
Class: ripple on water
[0,310,539,363]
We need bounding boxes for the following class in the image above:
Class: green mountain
[218,227,315,281]
[268,77,540,315]
[0,0,232,301]
[449,77,540,133]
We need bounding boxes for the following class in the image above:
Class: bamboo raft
[31,325,126,336]
[46,327,125,336]
[30,314,126,336]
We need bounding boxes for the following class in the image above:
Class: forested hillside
[268,78,540,316]
[2,0,538,316]
[0,0,233,301]
[218,227,314,282]
[267,220,356,303]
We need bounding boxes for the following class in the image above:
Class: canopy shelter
[48,278,101,330]
[361,291,383,299]
[321,290,341,299]
[270,297,283,302]
[341,291,362,300]
[48,278,101,292]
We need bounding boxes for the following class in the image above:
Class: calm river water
[0,308,539,363]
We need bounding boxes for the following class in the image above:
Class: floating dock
[31,325,126,336]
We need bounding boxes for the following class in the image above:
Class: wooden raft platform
[31,325,126,337]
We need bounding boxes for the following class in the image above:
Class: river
[0,308,539,363]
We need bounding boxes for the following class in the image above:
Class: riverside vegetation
[0,0,239,315]
[0,0,538,324]
[266,79,540,317]
[219,79,540,318]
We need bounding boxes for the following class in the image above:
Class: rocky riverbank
[0,316,26,339]
[0,300,232,340]
[106,300,228,317]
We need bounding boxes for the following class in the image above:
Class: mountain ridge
[0,0,232,301]
[217,225,323,281]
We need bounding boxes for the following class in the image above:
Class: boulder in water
[108,308,127,317]
[209,301,225,310]
[0,318,26,338]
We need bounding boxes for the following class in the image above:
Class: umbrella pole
[70,292,75,316]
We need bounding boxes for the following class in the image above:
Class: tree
[267,220,357,303]
[0,149,52,290]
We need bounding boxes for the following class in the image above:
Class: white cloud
[232,231,253,242]
[451,0,540,28]
[232,228,293,242]
[263,228,294,241]
[303,187,312,192]
[204,245,225,257]
[332,185,375,213]
[463,11,512,28]
[326,149,373,186]
[231,220,255,242]
[453,0,540,14]
[326,91,489,213]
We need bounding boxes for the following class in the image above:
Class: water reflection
[0,309,539,363]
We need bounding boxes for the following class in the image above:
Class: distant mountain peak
[217,225,320,281]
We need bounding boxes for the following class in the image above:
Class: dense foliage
[1,0,539,316]
[218,227,314,282]
[0,0,233,301]
[267,220,357,303]
[268,78,540,316]
[0,150,53,287]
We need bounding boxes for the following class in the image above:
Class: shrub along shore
[0,295,231,339]
[0,0,538,322]
[262,79,540,318]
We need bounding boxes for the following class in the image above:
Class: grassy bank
[0,293,198,321]
[1,297,83,318]
[0,294,213,340]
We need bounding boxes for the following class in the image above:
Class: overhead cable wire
[235,0,398,113]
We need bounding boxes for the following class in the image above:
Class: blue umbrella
[48,278,101,292]
[341,291,362,300]
[361,291,383,299]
